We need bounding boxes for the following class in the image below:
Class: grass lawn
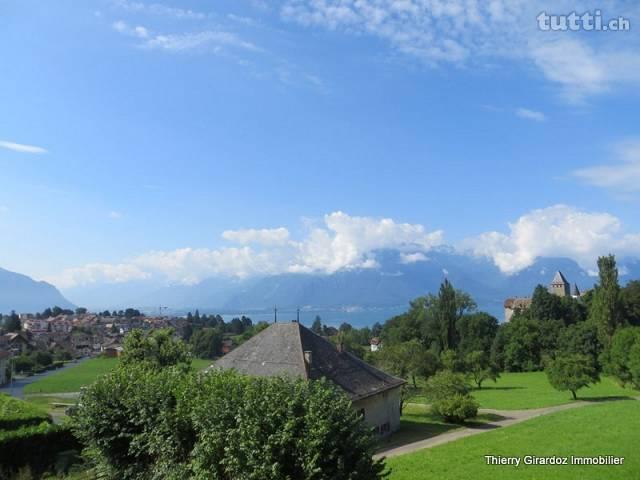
[472,372,640,410]
[23,357,119,394]
[386,399,640,480]
[24,357,213,395]
[379,404,505,452]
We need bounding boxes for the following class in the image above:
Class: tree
[73,366,386,480]
[558,321,602,371]
[438,279,459,351]
[374,340,438,389]
[4,311,21,332]
[456,312,498,357]
[464,350,499,389]
[75,307,88,315]
[546,353,599,400]
[602,327,640,387]
[189,328,223,359]
[311,316,323,334]
[120,328,191,369]
[622,280,640,326]
[590,255,625,346]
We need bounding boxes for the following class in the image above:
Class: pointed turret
[572,283,581,297]
[549,270,570,297]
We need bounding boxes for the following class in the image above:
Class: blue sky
[1,0,640,290]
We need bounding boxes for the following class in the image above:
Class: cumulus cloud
[52,212,444,287]
[573,139,640,192]
[0,140,47,154]
[461,204,640,274]
[400,252,428,264]
[280,0,640,101]
[515,108,546,122]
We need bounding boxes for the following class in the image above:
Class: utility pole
[296,308,300,323]
[274,306,278,323]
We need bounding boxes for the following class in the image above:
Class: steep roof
[551,271,569,285]
[573,283,581,296]
[211,322,405,401]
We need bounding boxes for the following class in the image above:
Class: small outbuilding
[210,321,405,436]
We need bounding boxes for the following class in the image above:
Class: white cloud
[112,20,149,38]
[400,252,428,264]
[281,1,640,101]
[112,0,206,20]
[0,140,47,154]
[52,212,444,287]
[515,108,546,122]
[573,139,640,192]
[461,204,640,274]
[143,30,261,52]
[223,227,290,246]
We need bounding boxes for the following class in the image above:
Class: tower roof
[210,322,405,401]
[551,271,569,285]
[573,283,581,296]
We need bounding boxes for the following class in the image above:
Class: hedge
[0,422,81,476]
[0,394,51,430]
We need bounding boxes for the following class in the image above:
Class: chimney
[303,350,312,366]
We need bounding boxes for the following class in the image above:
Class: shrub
[431,394,479,423]
[425,371,478,423]
[424,371,470,400]
[73,365,387,480]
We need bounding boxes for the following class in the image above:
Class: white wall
[353,386,402,437]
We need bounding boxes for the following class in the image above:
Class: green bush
[431,394,479,423]
[0,422,80,476]
[73,365,386,480]
[425,371,478,423]
[0,394,51,430]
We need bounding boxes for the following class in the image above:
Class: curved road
[0,358,89,399]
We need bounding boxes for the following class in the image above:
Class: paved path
[375,401,600,459]
[0,358,89,399]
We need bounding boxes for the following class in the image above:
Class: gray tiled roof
[551,271,569,285]
[211,322,405,401]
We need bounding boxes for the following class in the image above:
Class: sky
[1,0,640,291]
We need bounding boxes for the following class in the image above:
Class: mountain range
[54,249,640,322]
[0,267,75,314]
[3,251,640,323]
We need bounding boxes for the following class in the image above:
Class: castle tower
[549,271,571,297]
[572,283,581,298]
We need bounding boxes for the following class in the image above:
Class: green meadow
[408,371,640,410]
[387,400,639,480]
[23,356,212,395]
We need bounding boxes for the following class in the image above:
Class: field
[23,357,213,395]
[386,400,640,480]
[408,372,640,410]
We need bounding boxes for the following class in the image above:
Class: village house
[369,337,381,352]
[210,321,405,436]
[0,350,10,385]
[2,332,31,355]
[22,318,49,335]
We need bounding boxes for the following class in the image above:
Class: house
[23,318,49,335]
[3,332,31,354]
[210,321,406,436]
[0,350,10,386]
[370,337,381,352]
[221,338,234,355]
[103,345,123,358]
